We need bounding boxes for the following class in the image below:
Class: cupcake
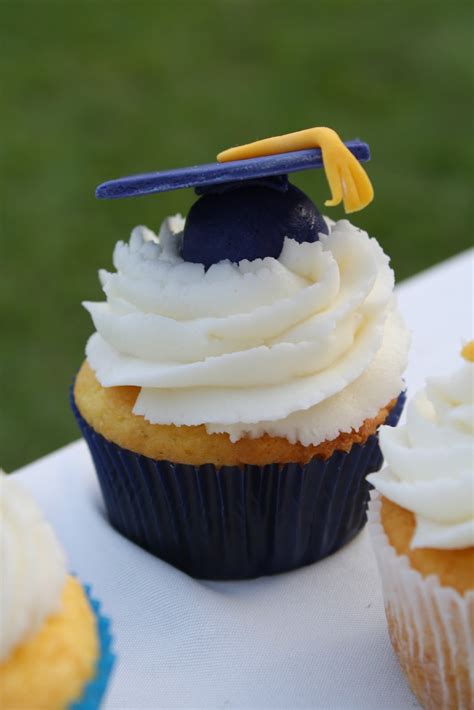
[367,343,474,709]
[0,474,114,709]
[72,127,410,579]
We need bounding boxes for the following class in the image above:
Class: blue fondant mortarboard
[95,141,370,200]
[95,135,372,267]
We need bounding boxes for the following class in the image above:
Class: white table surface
[14,249,474,710]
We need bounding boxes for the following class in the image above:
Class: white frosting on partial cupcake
[0,475,67,660]
[84,216,409,444]
[368,357,474,550]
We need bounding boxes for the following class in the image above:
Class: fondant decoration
[95,127,373,268]
[218,127,374,213]
[461,340,474,362]
[96,140,370,201]
[182,181,328,268]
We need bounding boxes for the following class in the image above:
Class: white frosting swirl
[368,360,474,550]
[84,216,409,444]
[0,475,67,660]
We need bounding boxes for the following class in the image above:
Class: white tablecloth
[14,249,474,709]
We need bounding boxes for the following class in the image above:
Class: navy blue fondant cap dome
[95,129,373,267]
[182,179,328,268]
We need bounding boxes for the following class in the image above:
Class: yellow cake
[75,359,399,467]
[381,497,474,595]
[0,475,102,710]
[0,577,98,710]
[368,344,474,710]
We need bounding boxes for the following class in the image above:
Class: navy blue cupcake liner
[71,389,405,580]
[70,584,115,710]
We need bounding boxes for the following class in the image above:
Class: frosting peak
[0,475,67,660]
[368,359,474,550]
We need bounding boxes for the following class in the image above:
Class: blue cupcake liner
[71,388,405,580]
[70,585,115,710]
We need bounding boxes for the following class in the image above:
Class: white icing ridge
[0,475,67,660]
[84,216,409,442]
[368,360,474,550]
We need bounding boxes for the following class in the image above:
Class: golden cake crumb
[0,576,99,710]
[380,496,474,595]
[74,360,398,466]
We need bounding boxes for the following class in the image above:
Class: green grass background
[2,0,473,471]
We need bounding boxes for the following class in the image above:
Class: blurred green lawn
[2,0,473,470]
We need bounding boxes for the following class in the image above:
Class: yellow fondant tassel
[217,127,374,213]
[461,340,474,362]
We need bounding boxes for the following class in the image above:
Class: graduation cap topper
[97,127,374,268]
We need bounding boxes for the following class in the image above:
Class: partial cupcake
[367,342,474,710]
[0,474,114,710]
[72,127,410,579]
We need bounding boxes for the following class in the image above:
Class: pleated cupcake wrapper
[70,585,115,710]
[71,389,405,580]
[368,494,474,710]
